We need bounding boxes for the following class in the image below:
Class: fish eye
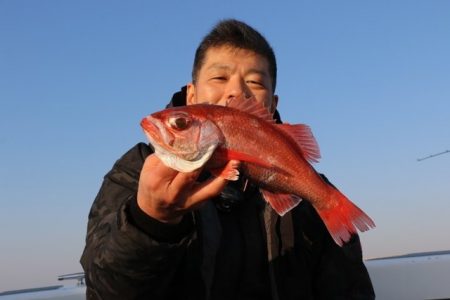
[168,115,190,130]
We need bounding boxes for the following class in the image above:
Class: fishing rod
[417,150,450,162]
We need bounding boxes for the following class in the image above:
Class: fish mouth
[141,115,200,158]
[140,116,174,149]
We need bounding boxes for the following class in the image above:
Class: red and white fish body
[141,99,375,246]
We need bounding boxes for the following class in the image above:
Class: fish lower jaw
[154,144,218,173]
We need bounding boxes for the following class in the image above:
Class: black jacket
[80,88,375,300]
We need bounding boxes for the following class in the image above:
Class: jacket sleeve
[315,229,375,299]
[297,200,375,300]
[80,143,195,300]
[320,176,375,299]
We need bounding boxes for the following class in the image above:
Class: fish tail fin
[317,189,375,246]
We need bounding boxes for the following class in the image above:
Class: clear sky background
[1,0,449,292]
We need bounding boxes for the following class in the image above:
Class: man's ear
[270,95,279,114]
[186,83,196,105]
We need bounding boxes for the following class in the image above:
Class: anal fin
[260,189,302,216]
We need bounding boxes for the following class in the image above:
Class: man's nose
[225,77,252,101]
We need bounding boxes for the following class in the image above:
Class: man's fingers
[185,160,241,207]
[143,155,200,189]
[170,168,203,192]
[185,175,229,208]
[142,154,204,201]
[141,156,239,211]
[143,154,178,182]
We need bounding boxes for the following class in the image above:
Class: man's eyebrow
[206,64,268,77]
[206,63,231,71]
[247,68,269,77]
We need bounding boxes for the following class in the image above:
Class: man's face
[186,46,278,114]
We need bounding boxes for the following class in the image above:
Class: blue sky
[1,0,449,291]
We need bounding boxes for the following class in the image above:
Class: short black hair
[192,19,277,91]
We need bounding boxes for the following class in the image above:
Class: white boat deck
[365,250,450,300]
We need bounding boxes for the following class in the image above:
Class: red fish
[141,99,375,246]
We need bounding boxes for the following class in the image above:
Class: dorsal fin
[226,98,275,123]
[276,123,321,163]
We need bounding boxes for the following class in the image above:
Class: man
[81,19,375,300]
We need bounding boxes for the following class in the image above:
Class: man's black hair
[192,19,277,91]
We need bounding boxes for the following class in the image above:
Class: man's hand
[137,154,238,223]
